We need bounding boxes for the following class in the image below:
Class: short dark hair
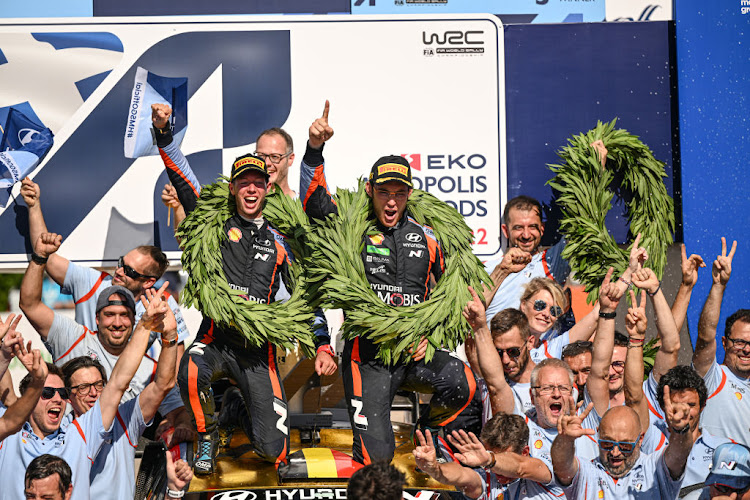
[614,332,629,348]
[725,309,750,338]
[490,308,531,340]
[657,365,708,409]
[20,363,63,395]
[61,356,108,388]
[562,340,593,360]
[25,454,72,497]
[134,245,169,278]
[502,195,542,226]
[480,413,528,453]
[347,461,405,500]
[257,127,294,154]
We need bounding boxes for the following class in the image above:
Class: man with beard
[562,341,593,399]
[692,238,750,446]
[552,400,694,499]
[300,101,476,465]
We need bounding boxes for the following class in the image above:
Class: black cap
[230,154,269,182]
[95,286,136,314]
[368,156,413,188]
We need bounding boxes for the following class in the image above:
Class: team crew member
[682,443,750,500]
[562,341,593,397]
[152,104,334,473]
[20,177,190,351]
[0,283,165,500]
[300,101,475,464]
[552,401,694,500]
[61,288,178,500]
[18,234,184,415]
[24,455,73,500]
[692,238,750,446]
[482,195,571,322]
[414,413,559,500]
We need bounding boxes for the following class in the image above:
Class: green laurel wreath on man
[305,181,492,365]
[547,119,675,302]
[177,179,316,356]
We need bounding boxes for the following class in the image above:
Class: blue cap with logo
[705,443,750,490]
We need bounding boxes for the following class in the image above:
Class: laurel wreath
[305,181,492,365]
[177,178,316,356]
[547,119,675,302]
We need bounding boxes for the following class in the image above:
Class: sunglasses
[41,387,70,400]
[533,300,563,318]
[118,256,158,280]
[598,438,640,455]
[496,347,523,359]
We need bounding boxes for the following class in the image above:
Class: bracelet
[599,311,616,319]
[484,450,496,470]
[161,336,178,347]
[618,277,633,288]
[628,337,645,345]
[317,344,335,357]
[648,283,661,297]
[166,488,185,498]
[30,252,48,265]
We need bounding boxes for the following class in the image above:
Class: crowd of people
[0,101,746,500]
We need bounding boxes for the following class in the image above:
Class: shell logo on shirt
[369,234,384,245]
[598,490,604,499]
[534,439,543,449]
[496,493,504,500]
[736,392,743,401]
[228,227,242,242]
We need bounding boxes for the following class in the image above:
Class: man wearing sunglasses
[692,238,750,447]
[19,177,190,357]
[2,285,170,500]
[552,395,695,499]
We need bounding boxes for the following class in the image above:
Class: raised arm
[551,401,595,486]
[463,286,515,415]
[300,101,338,221]
[662,385,696,480]
[448,429,552,484]
[588,268,623,416]
[19,178,70,285]
[482,248,532,305]
[565,302,601,343]
[161,183,186,233]
[98,283,170,429]
[632,267,680,382]
[671,244,705,333]
[152,104,202,216]
[693,238,736,377]
[623,290,650,434]
[413,429,483,499]
[137,287,179,422]
[0,346,48,441]
[19,233,62,340]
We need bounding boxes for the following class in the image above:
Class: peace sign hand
[713,237,737,286]
[625,290,647,339]
[663,385,692,435]
[308,100,334,149]
[413,429,440,478]
[680,244,705,288]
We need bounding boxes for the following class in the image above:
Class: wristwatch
[30,252,48,265]
[317,344,335,357]
[598,311,616,319]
